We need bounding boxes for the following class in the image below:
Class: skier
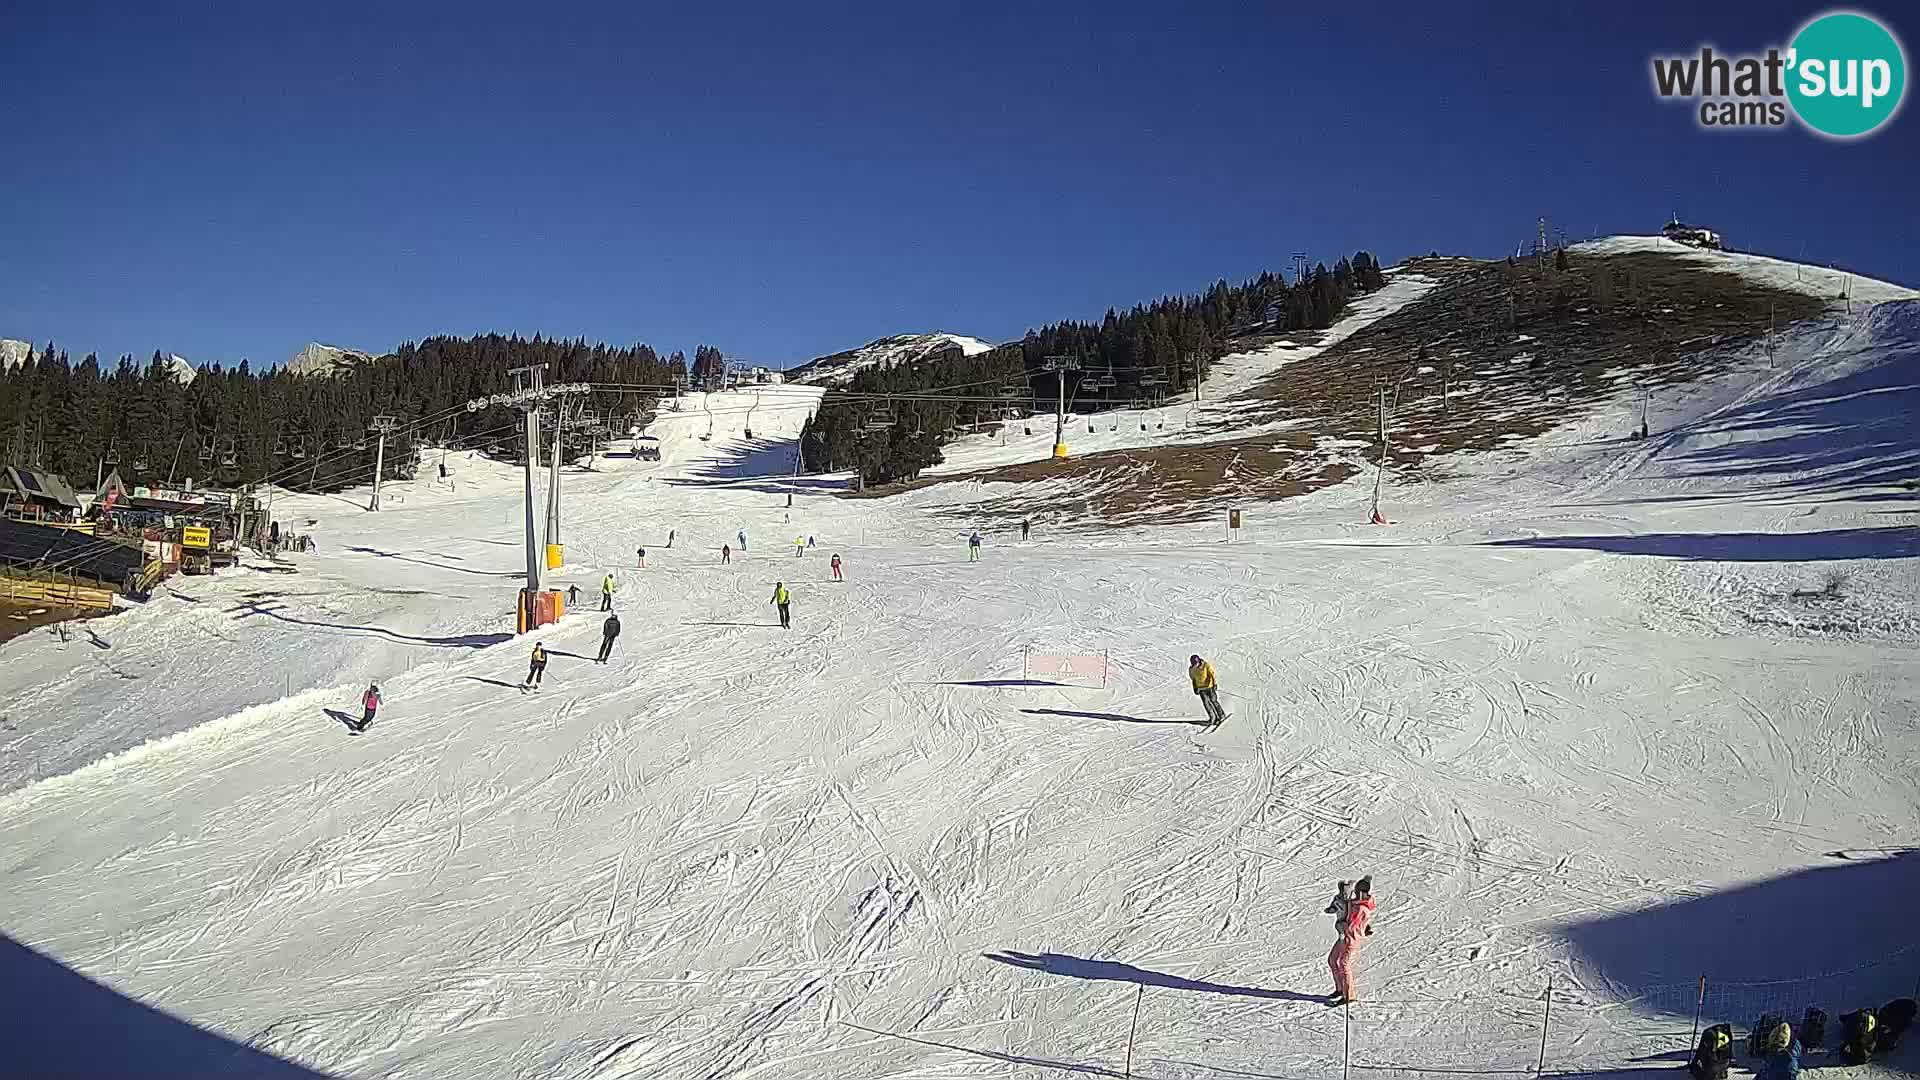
[1021,519,1030,541]
[600,572,616,611]
[525,642,550,687]
[566,582,580,606]
[738,529,747,552]
[637,547,647,568]
[770,581,791,629]
[1327,876,1376,1005]
[830,553,843,581]
[721,543,732,565]
[666,529,675,549]
[597,612,621,663]
[807,535,815,548]
[356,684,381,732]
[794,536,805,557]
[1189,654,1228,727]
[967,530,982,562]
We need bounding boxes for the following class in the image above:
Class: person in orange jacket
[1327,875,1377,1004]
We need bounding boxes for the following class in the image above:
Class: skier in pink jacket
[1326,875,1376,1005]
[356,685,381,733]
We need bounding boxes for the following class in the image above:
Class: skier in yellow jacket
[1189,654,1227,727]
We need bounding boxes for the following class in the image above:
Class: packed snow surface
[4,297,1920,1079]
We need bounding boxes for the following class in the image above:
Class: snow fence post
[1690,975,1707,1049]
[1535,979,1553,1078]
[1342,999,1352,1080]
[1124,983,1144,1077]
[1023,646,1030,681]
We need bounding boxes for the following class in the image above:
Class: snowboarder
[830,553,843,581]
[525,642,550,687]
[770,581,791,629]
[600,572,616,611]
[738,529,747,552]
[356,684,381,732]
[666,529,675,549]
[1020,519,1030,541]
[1327,876,1376,1004]
[967,531,982,562]
[794,536,805,557]
[721,543,732,565]
[597,613,621,663]
[1189,654,1227,727]
[636,547,647,568]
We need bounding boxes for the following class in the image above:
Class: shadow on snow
[984,950,1326,1002]
[1483,527,1920,562]
[1555,851,1920,1038]
[226,601,513,650]
[1022,707,1208,725]
[341,545,524,578]
[0,934,336,1078]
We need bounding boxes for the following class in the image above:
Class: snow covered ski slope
[4,296,1920,1079]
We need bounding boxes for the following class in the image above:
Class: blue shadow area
[1556,853,1920,1032]
[0,934,335,1078]
[1484,527,1920,562]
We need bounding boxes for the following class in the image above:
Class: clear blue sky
[2,1,1914,370]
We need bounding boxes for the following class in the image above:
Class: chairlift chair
[132,444,150,472]
[353,435,369,451]
[290,439,307,460]
[221,438,238,467]
[198,437,215,462]
[103,443,120,465]
[1098,373,1117,388]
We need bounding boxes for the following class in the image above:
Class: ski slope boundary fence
[844,945,1920,1080]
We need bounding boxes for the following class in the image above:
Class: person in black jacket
[597,613,622,663]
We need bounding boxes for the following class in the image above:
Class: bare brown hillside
[865,250,1829,527]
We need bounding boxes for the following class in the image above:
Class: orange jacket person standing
[1327,876,1376,1004]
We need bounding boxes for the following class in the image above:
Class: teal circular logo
[1787,11,1907,138]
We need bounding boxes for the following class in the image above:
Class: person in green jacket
[770,581,791,629]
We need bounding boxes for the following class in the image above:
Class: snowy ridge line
[0,686,355,815]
